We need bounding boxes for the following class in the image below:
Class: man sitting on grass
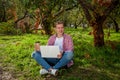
[31,21,74,76]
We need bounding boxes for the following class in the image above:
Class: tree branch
[78,0,94,11]
[15,10,28,23]
[53,4,77,18]
[103,0,119,16]
[78,0,93,23]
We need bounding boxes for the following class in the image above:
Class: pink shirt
[47,34,74,52]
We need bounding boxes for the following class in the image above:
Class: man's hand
[57,51,63,59]
[34,43,40,51]
[57,53,62,59]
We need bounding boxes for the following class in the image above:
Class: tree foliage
[0,0,119,47]
[28,0,78,35]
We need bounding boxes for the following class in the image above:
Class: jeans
[31,51,73,70]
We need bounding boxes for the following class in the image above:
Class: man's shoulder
[50,34,72,39]
[64,34,72,38]
[49,34,56,39]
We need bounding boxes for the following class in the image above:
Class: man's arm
[47,35,56,45]
[65,36,74,52]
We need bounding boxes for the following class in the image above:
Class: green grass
[0,28,120,80]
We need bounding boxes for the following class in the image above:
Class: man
[31,21,74,76]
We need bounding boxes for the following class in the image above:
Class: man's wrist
[60,51,63,54]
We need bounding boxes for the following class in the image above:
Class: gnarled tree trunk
[42,20,52,35]
[92,21,104,46]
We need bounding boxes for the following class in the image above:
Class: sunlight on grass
[0,28,120,80]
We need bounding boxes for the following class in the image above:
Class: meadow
[0,27,120,80]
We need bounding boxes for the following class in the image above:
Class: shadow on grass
[62,66,112,80]
[41,65,117,80]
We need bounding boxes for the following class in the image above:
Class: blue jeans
[31,51,73,70]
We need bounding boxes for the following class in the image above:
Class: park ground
[0,27,120,80]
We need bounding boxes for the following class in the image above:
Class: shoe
[50,69,58,76]
[40,69,49,75]
[67,60,74,68]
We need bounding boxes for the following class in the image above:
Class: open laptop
[40,46,60,58]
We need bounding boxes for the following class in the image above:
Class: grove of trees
[0,0,120,47]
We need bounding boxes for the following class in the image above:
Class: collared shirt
[47,34,74,52]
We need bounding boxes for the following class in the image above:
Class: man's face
[55,24,64,35]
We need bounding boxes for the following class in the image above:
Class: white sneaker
[40,69,49,75]
[50,69,58,76]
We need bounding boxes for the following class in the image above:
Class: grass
[0,27,120,80]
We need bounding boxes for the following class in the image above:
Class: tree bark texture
[92,21,104,47]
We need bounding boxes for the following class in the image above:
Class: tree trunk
[14,11,28,29]
[92,21,104,47]
[2,2,7,22]
[112,19,119,32]
[75,26,77,29]
[109,16,119,32]
[42,20,52,35]
[74,23,77,29]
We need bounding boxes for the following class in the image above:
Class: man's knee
[31,51,41,58]
[64,52,73,60]
[31,51,35,58]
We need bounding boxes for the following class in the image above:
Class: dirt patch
[0,67,17,80]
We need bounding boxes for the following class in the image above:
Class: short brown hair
[54,21,64,27]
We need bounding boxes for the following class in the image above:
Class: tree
[14,0,34,33]
[0,0,18,22]
[109,3,120,32]
[0,0,8,22]
[29,0,78,35]
[78,0,119,47]
[62,7,85,29]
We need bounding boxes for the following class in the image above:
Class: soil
[0,67,17,80]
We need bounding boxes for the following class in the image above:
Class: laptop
[40,46,60,58]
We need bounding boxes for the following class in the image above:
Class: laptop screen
[40,46,60,58]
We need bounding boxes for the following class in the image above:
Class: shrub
[0,20,22,35]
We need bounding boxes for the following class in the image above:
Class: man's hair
[54,21,64,27]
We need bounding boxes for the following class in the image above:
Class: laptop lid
[40,46,60,58]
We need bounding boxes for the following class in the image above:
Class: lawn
[0,28,120,80]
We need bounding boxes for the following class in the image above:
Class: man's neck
[57,34,63,38]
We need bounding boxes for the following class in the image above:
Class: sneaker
[40,69,49,75]
[50,69,58,76]
[67,60,74,68]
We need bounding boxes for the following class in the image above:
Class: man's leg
[31,51,52,70]
[45,58,59,65]
[53,51,73,69]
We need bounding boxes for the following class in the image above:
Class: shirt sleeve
[65,36,74,52]
[47,35,55,45]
